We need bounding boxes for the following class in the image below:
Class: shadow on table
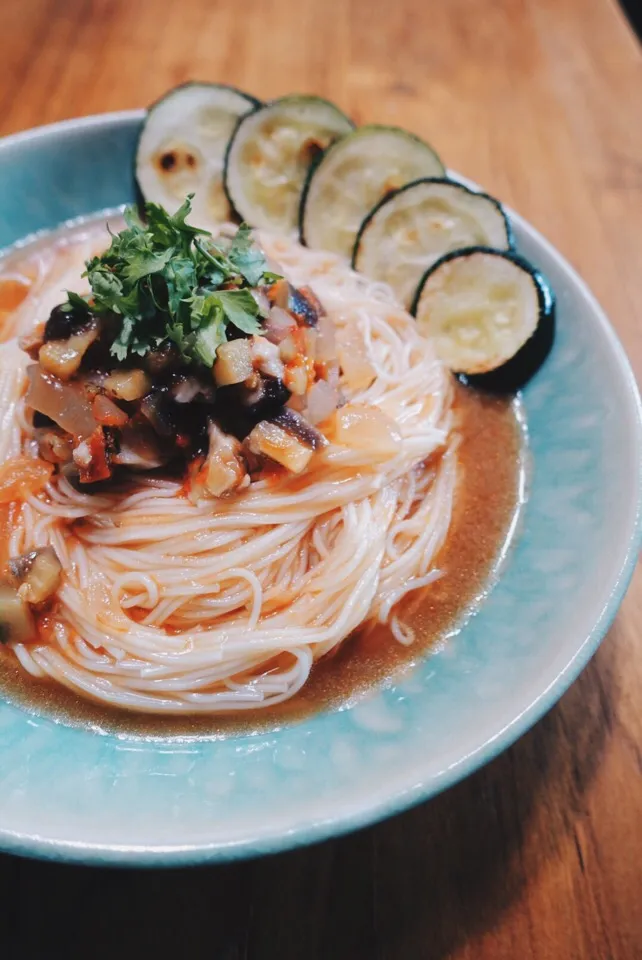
[0,627,621,960]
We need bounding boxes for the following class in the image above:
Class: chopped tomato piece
[0,457,53,504]
[92,394,128,427]
[74,427,112,483]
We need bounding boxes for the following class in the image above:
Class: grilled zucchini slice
[412,247,555,391]
[136,82,260,225]
[224,95,354,233]
[353,178,512,309]
[300,125,445,258]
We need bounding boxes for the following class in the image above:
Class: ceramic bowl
[0,112,639,865]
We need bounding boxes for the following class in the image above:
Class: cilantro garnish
[65,196,279,366]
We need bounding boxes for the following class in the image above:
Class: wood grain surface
[1,0,641,957]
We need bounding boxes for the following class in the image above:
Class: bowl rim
[0,111,640,867]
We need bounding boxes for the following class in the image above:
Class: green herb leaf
[111,316,135,361]
[122,246,174,283]
[63,290,91,314]
[78,195,281,366]
[194,315,227,366]
[227,223,267,287]
[215,289,262,336]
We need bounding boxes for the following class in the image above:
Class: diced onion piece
[214,339,253,386]
[9,546,62,605]
[103,369,151,402]
[267,279,291,309]
[316,313,337,362]
[303,327,318,361]
[334,403,402,458]
[284,359,309,396]
[306,379,339,425]
[92,394,128,427]
[336,326,375,390]
[0,456,53,504]
[247,421,314,473]
[278,335,298,363]
[250,336,285,379]
[204,424,249,497]
[38,322,99,380]
[251,288,271,316]
[264,306,297,344]
[0,583,35,644]
[26,365,97,439]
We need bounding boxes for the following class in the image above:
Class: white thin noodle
[0,221,458,714]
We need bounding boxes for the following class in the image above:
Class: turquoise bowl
[0,113,640,865]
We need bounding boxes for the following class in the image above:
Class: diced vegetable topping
[0,583,35,645]
[20,199,342,493]
[8,546,62,605]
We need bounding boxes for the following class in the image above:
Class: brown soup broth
[0,382,526,739]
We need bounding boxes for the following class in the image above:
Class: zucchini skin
[412,246,555,393]
[298,146,327,246]
[136,82,262,211]
[223,95,354,226]
[221,101,264,222]
[299,125,444,248]
[351,177,515,269]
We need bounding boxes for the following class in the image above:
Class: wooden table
[1,0,641,956]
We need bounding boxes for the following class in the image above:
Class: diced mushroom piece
[38,321,100,380]
[272,409,327,450]
[103,369,152,402]
[288,285,324,327]
[8,546,62,605]
[0,583,36,644]
[43,303,89,342]
[143,343,179,375]
[250,336,285,380]
[247,410,325,474]
[204,424,249,497]
[214,339,253,387]
[35,426,74,464]
[73,426,112,483]
[333,404,402,459]
[112,424,168,470]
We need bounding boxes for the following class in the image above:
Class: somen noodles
[0,214,456,713]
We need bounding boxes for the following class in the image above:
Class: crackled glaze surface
[0,115,639,865]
